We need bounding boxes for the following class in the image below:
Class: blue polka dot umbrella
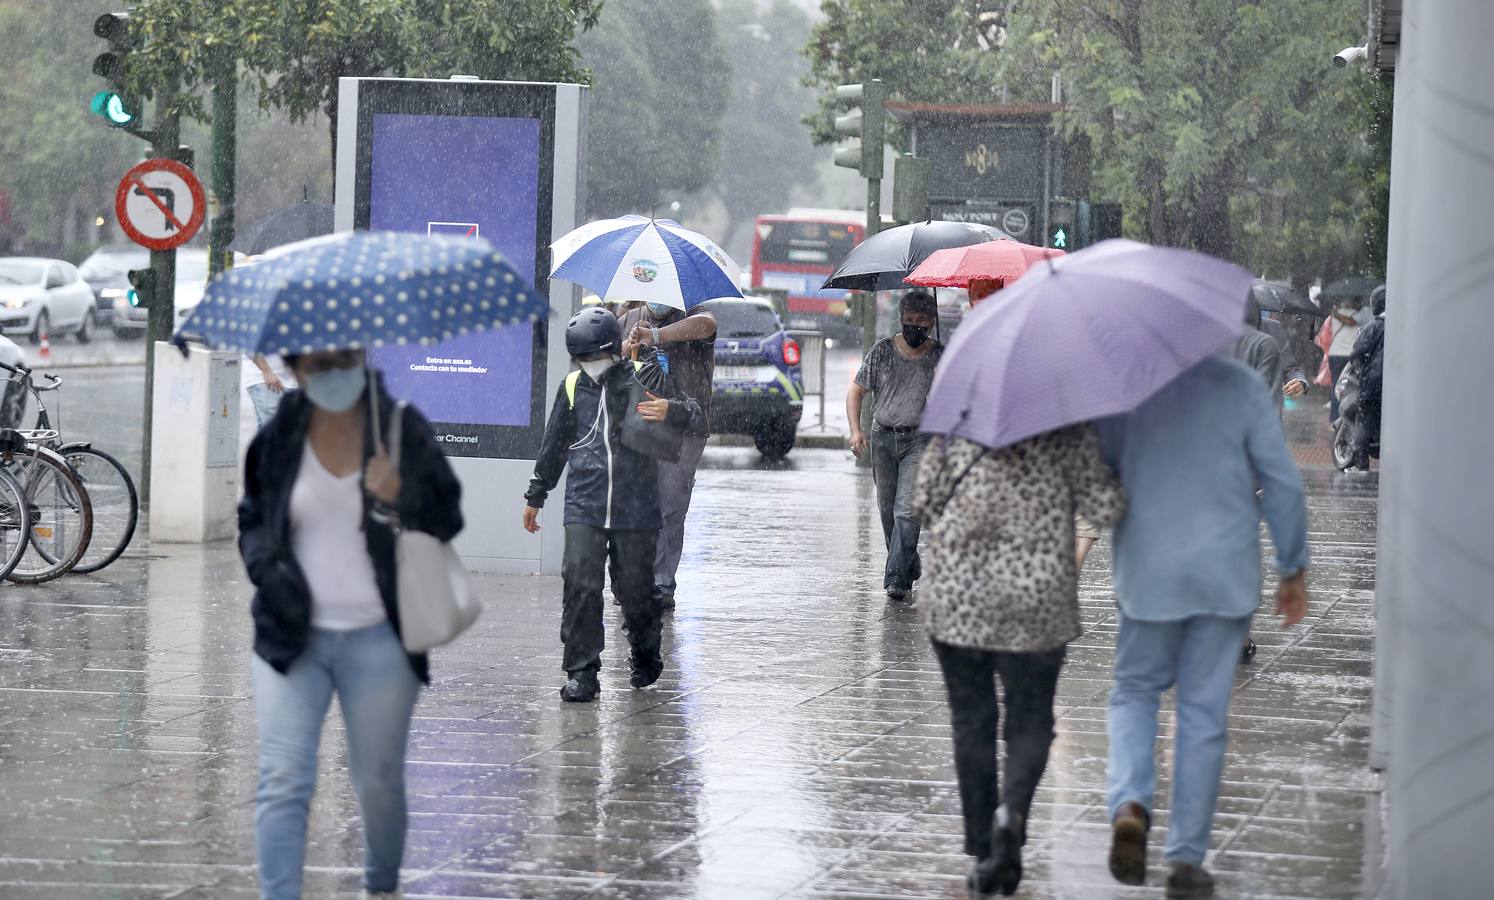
[550,214,743,311]
[177,231,545,355]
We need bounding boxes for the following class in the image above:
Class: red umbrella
[905,241,1066,289]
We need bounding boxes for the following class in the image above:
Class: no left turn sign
[115,158,206,251]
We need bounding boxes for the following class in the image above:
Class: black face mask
[902,323,931,348]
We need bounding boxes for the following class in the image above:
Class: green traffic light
[1052,227,1069,249]
[127,289,140,308]
[90,89,135,126]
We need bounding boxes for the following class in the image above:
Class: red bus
[750,209,865,329]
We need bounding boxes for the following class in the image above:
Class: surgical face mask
[902,323,931,348]
[579,357,616,382]
[1337,305,1357,316]
[646,302,677,320]
[303,364,367,413]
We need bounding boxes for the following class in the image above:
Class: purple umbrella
[921,239,1254,449]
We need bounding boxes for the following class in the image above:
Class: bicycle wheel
[61,446,138,574]
[5,445,92,584]
[0,468,32,581]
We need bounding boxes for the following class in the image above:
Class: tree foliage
[706,0,823,251]
[577,0,731,218]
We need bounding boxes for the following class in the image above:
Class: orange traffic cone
[38,330,51,362]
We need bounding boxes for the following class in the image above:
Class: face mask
[647,303,676,320]
[1337,305,1357,316]
[303,364,367,413]
[580,357,615,382]
[902,323,931,348]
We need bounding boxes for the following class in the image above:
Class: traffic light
[91,11,142,129]
[127,268,155,309]
[832,80,888,179]
[1048,198,1076,249]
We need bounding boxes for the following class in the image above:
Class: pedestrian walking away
[847,289,943,601]
[617,300,718,610]
[243,353,298,429]
[524,308,701,702]
[1096,356,1310,897]
[238,350,463,900]
[1316,300,1371,424]
[911,425,1124,897]
[1349,286,1387,471]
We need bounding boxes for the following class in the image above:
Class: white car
[111,248,210,337]
[0,257,98,344]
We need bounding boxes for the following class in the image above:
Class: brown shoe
[1165,862,1215,898]
[1108,801,1149,885]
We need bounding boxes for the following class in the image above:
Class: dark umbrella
[1250,280,1318,315]
[822,220,1007,292]
[1319,276,1380,301]
[231,203,335,256]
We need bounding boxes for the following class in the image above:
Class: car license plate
[715,365,757,383]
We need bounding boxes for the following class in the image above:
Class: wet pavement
[0,406,1386,898]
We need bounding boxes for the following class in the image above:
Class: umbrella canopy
[822,220,1006,293]
[920,239,1254,451]
[1318,275,1380,300]
[550,214,742,311]
[1250,279,1318,315]
[230,203,335,256]
[178,231,544,355]
[906,241,1066,289]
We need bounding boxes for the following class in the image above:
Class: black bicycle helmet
[565,307,621,357]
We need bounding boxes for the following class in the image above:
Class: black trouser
[932,639,1066,859]
[561,525,660,676]
[1352,395,1381,468]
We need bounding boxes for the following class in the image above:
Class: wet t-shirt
[855,336,943,429]
[618,307,716,436]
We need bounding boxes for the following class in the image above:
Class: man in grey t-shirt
[847,290,943,601]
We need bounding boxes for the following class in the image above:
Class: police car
[701,296,804,459]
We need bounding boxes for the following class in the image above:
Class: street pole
[141,76,181,508]
[856,175,881,468]
[208,51,236,277]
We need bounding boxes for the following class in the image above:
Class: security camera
[1333,45,1368,68]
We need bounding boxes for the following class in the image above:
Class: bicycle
[0,425,92,584]
[0,431,33,582]
[0,360,135,577]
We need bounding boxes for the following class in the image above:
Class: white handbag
[379,399,480,653]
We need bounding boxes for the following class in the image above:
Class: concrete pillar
[1382,2,1494,894]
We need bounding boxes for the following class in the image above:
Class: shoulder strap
[564,370,582,409]
[388,401,407,469]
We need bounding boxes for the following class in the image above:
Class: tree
[706,0,823,254]
[577,0,731,218]
[127,0,603,167]
[999,0,1374,261]
[803,0,1017,145]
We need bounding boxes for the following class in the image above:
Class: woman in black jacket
[239,349,461,900]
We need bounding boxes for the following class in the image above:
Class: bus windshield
[756,220,859,267]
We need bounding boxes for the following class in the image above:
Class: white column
[1384,2,1494,895]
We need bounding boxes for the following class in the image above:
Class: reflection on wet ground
[0,444,1383,898]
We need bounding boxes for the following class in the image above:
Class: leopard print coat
[910,427,1125,653]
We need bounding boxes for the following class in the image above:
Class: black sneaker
[1109,801,1149,886]
[630,649,663,689]
[560,670,600,702]
[1165,862,1215,898]
[1240,638,1257,665]
[886,587,907,602]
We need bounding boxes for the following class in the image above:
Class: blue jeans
[870,429,929,592]
[1106,611,1252,866]
[247,383,283,429]
[252,621,420,899]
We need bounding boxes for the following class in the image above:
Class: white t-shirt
[1329,309,1371,357]
[242,354,298,392]
[290,441,386,631]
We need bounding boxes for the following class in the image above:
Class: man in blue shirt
[1096,355,1310,898]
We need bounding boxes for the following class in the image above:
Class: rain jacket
[525,357,700,531]
[238,379,463,683]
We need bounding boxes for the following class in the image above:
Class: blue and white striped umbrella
[178,231,545,356]
[550,214,743,310]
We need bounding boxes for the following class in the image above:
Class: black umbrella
[1250,279,1318,315]
[1318,275,1380,300]
[231,203,335,256]
[822,220,1007,292]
